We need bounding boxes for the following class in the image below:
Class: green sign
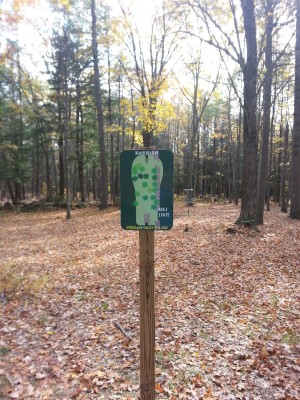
[120,150,173,230]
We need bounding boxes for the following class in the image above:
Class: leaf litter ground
[0,202,299,399]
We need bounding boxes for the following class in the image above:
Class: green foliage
[37,315,49,325]
[101,301,109,311]
[0,54,35,187]
[0,263,23,300]
[75,292,88,302]
[281,332,300,346]
[0,0,295,206]
[0,262,49,301]
[0,347,10,356]
[156,349,175,366]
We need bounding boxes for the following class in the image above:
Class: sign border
[120,150,173,230]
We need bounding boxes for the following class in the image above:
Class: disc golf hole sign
[120,150,173,230]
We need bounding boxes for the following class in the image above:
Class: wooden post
[139,230,155,399]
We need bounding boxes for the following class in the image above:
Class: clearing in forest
[0,202,299,399]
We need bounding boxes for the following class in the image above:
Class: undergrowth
[0,262,49,301]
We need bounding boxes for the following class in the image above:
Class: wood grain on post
[139,230,155,400]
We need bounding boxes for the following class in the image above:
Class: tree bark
[107,48,115,205]
[290,0,300,219]
[45,151,52,201]
[91,0,108,210]
[58,106,64,198]
[236,0,258,229]
[76,84,85,203]
[266,88,276,211]
[6,181,16,205]
[256,0,274,225]
[62,29,71,220]
[281,122,289,213]
[234,106,242,205]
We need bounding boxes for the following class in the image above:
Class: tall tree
[235,0,258,228]
[48,31,65,199]
[91,0,108,209]
[179,50,218,189]
[119,0,179,147]
[0,41,30,204]
[62,22,71,220]
[256,0,274,225]
[290,0,300,219]
[280,122,289,213]
[184,0,258,227]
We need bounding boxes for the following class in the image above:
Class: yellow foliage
[211,132,222,139]
[55,0,70,9]
[136,96,175,136]
[48,0,70,10]
[106,124,122,134]
[134,130,144,146]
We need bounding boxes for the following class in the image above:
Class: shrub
[0,263,22,301]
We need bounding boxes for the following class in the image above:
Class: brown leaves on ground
[0,202,299,399]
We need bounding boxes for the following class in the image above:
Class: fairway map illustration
[120,150,173,230]
[132,154,163,226]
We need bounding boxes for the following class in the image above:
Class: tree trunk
[187,69,200,189]
[195,128,200,196]
[107,48,115,205]
[234,106,242,205]
[34,132,40,199]
[91,0,108,210]
[63,30,71,220]
[39,132,52,201]
[266,88,276,211]
[6,181,16,205]
[256,0,273,225]
[17,46,25,201]
[130,87,136,149]
[14,182,22,202]
[212,133,217,196]
[58,109,64,199]
[290,0,300,219]
[76,85,85,202]
[281,122,289,213]
[236,0,258,229]
[277,122,283,204]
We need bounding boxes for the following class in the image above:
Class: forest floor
[0,201,300,400]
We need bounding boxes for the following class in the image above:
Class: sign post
[139,229,155,399]
[120,150,173,399]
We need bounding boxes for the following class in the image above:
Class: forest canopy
[0,0,299,225]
